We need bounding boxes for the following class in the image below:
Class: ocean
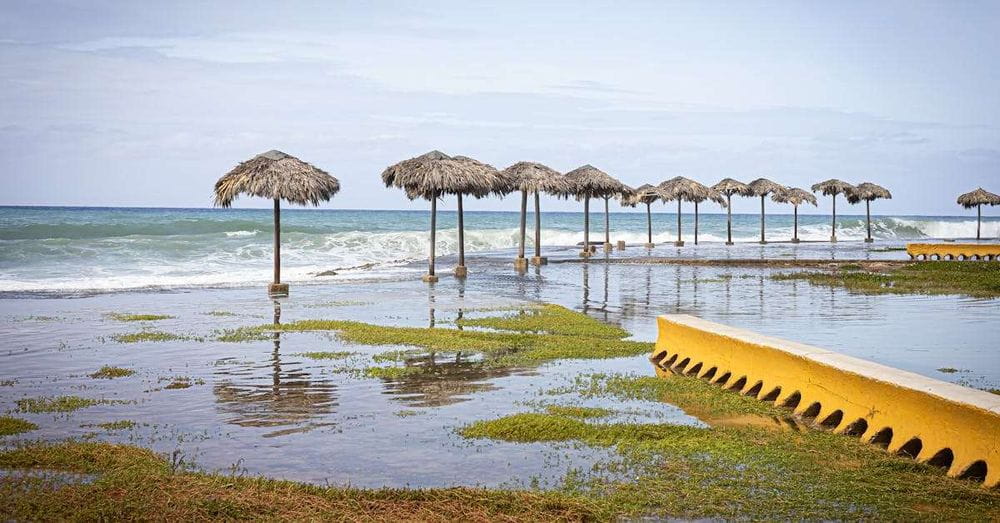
[1,206,996,295]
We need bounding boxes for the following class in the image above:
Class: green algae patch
[89,366,134,379]
[0,416,38,436]
[111,330,185,343]
[0,442,594,522]
[16,396,122,414]
[773,261,1000,298]
[459,376,1000,521]
[218,304,651,369]
[364,366,426,380]
[97,420,136,431]
[543,405,611,419]
[299,351,354,360]
[107,313,174,322]
[455,304,629,338]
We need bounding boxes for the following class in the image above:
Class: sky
[1,0,998,216]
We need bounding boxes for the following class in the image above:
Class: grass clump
[108,313,173,322]
[299,351,354,360]
[936,367,962,374]
[111,331,184,343]
[205,310,236,317]
[218,304,651,369]
[363,366,426,380]
[543,405,611,419]
[16,396,119,414]
[0,416,38,436]
[773,261,1000,298]
[0,442,593,521]
[89,366,134,379]
[455,304,629,338]
[97,420,136,431]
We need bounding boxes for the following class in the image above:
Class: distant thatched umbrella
[847,182,892,243]
[957,187,1000,240]
[214,150,340,297]
[499,162,568,268]
[625,184,667,247]
[811,179,856,242]
[659,176,723,246]
[382,150,502,281]
[748,178,787,244]
[712,178,753,245]
[564,165,625,256]
[687,185,727,245]
[772,188,817,243]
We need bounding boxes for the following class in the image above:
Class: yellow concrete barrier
[906,242,1000,261]
[651,315,1000,488]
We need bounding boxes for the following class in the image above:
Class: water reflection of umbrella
[214,150,340,297]
[498,162,569,268]
[811,179,856,243]
[956,188,1000,240]
[377,354,514,407]
[772,188,817,243]
[748,178,787,244]
[382,151,503,281]
[564,165,626,256]
[711,178,753,245]
[847,182,892,243]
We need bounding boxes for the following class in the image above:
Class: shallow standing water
[2,239,998,487]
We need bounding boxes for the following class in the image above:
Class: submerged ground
[2,251,999,520]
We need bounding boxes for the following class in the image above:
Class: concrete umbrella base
[421,274,439,283]
[725,241,734,246]
[616,240,626,250]
[513,257,528,270]
[791,238,801,244]
[674,241,685,247]
[531,256,548,265]
[644,243,655,248]
[579,250,593,258]
[603,242,613,252]
[453,266,468,278]
[267,283,289,297]
[865,238,874,243]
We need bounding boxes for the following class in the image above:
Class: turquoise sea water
[1,206,997,294]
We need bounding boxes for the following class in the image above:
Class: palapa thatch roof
[957,187,1000,208]
[624,184,666,206]
[499,162,570,196]
[381,150,502,200]
[712,178,753,197]
[747,178,787,197]
[214,150,340,208]
[772,187,818,206]
[811,179,855,196]
[564,164,625,198]
[659,176,725,205]
[847,182,892,204]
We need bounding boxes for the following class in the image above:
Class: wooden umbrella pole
[794,204,799,241]
[760,195,765,243]
[726,194,733,245]
[604,197,610,246]
[273,198,280,284]
[518,190,527,259]
[694,201,699,245]
[867,200,872,242]
[534,191,542,259]
[429,194,437,276]
[675,199,683,246]
[457,193,465,268]
[646,202,652,244]
[978,204,982,240]
[831,193,837,242]
[583,196,590,255]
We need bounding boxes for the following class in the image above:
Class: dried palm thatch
[747,178,788,243]
[771,188,817,242]
[213,150,340,297]
[957,187,1000,208]
[957,187,1000,240]
[381,150,502,280]
[214,150,340,208]
[499,162,568,263]
[712,178,752,245]
[811,179,857,242]
[564,165,625,253]
[848,182,892,242]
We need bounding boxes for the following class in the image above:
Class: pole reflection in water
[581,263,590,313]
[213,300,338,437]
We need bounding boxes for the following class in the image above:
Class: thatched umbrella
[659,176,700,246]
[771,188,817,243]
[687,185,727,245]
[957,188,1000,240]
[499,162,569,268]
[811,179,856,242]
[712,178,753,245]
[564,165,625,257]
[382,150,502,282]
[625,184,667,247]
[748,178,787,244]
[847,182,892,243]
[214,150,340,297]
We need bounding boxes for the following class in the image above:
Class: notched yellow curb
[907,243,1000,261]
[651,314,1000,488]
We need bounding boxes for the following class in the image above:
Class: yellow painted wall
[907,243,1000,260]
